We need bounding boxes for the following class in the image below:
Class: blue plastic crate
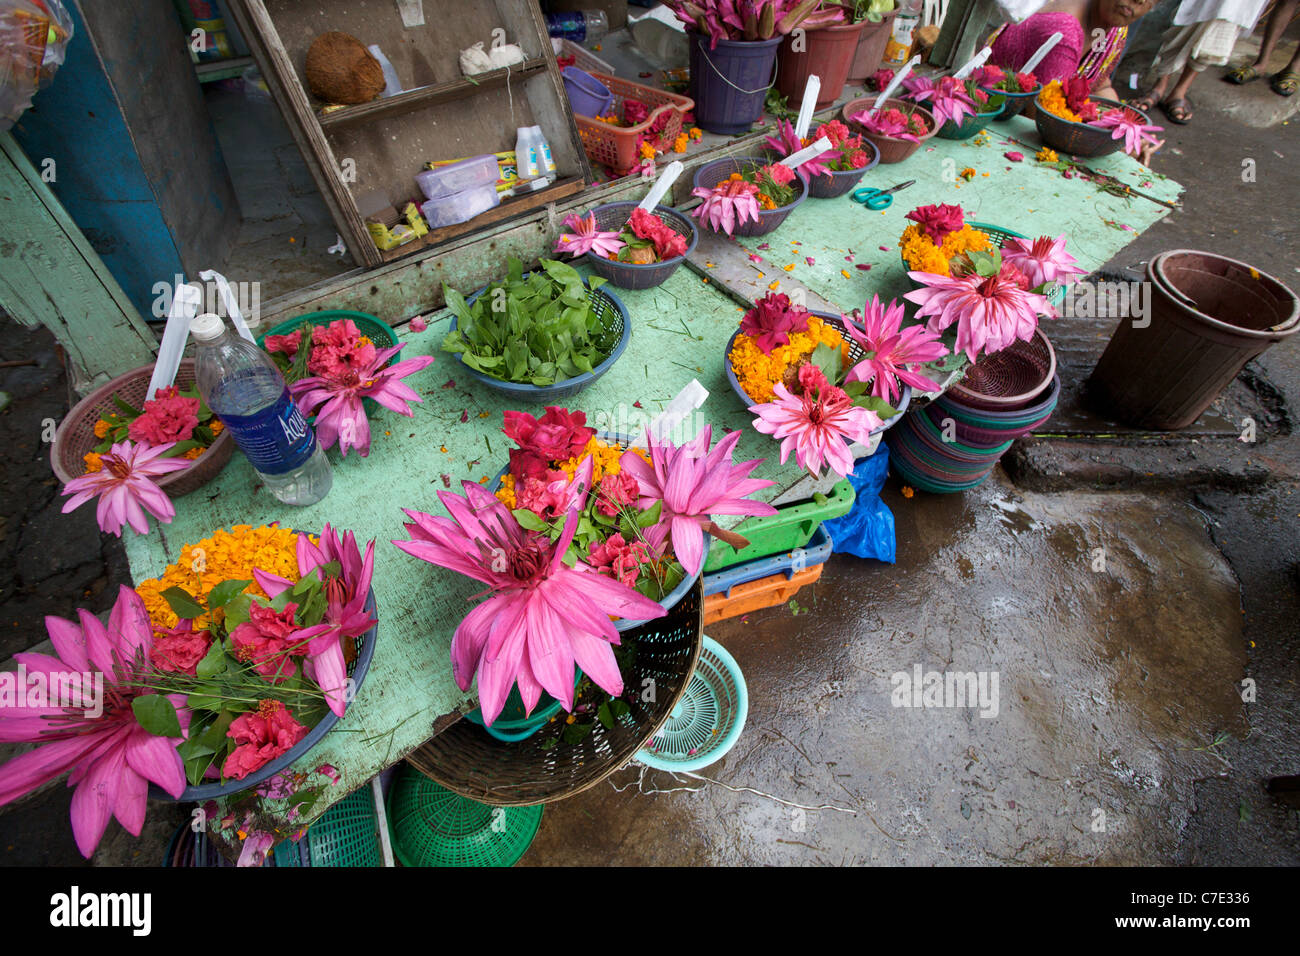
[702,525,833,598]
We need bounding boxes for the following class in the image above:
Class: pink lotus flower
[394,482,668,725]
[618,426,777,577]
[691,178,761,236]
[916,76,979,128]
[762,120,830,179]
[254,525,376,718]
[905,269,1054,362]
[751,381,881,479]
[740,291,810,354]
[844,295,949,403]
[851,107,922,143]
[1091,110,1163,157]
[60,440,191,537]
[0,586,190,857]
[237,828,275,867]
[554,211,625,258]
[291,343,434,457]
[1001,234,1087,289]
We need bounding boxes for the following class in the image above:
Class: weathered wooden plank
[0,134,155,390]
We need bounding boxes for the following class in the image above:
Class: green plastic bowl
[258,309,399,414]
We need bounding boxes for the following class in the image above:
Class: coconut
[305,32,384,105]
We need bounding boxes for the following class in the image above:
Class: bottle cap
[190,313,226,342]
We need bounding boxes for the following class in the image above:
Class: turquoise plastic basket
[636,636,747,773]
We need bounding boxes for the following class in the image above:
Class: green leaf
[611,698,631,719]
[269,590,295,613]
[161,586,206,620]
[561,721,594,744]
[223,593,254,630]
[195,640,229,680]
[206,578,251,611]
[132,694,184,738]
[854,395,899,419]
[637,500,663,528]
[597,702,614,730]
[512,508,549,532]
[810,341,843,382]
[159,439,201,458]
[111,394,142,418]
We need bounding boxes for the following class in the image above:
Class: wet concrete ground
[521,474,1273,865]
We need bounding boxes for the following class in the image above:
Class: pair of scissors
[851,180,916,210]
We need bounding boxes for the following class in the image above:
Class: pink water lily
[692,179,761,236]
[291,343,434,458]
[905,269,1054,362]
[554,211,625,259]
[619,426,777,578]
[844,295,949,403]
[253,525,376,718]
[762,120,831,179]
[60,440,191,537]
[1091,110,1163,157]
[906,75,979,128]
[751,380,881,479]
[0,586,189,857]
[393,482,667,726]
[1001,234,1087,289]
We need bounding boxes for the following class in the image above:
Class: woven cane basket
[51,359,233,497]
[404,580,705,806]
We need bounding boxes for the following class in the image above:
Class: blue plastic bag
[822,445,895,563]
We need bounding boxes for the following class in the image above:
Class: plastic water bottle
[544,10,608,43]
[190,313,332,506]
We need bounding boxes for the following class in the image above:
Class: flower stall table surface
[122,265,820,840]
[722,112,1184,340]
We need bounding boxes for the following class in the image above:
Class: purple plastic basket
[582,202,699,290]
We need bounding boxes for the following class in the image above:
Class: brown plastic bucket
[775,21,865,108]
[846,11,897,82]
[1088,250,1300,429]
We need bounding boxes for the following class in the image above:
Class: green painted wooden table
[123,113,1183,839]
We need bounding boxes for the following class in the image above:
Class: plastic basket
[574,73,694,175]
[558,37,615,77]
[935,101,1004,139]
[980,83,1040,118]
[387,764,542,867]
[703,524,832,597]
[691,156,809,237]
[259,309,398,351]
[704,479,854,573]
[582,202,699,290]
[842,97,937,165]
[463,668,582,743]
[636,635,748,772]
[164,785,382,867]
[808,138,880,198]
[1034,96,1149,158]
[450,275,630,403]
[948,327,1057,410]
[50,359,234,497]
[703,562,824,625]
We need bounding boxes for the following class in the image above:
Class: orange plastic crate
[574,73,693,175]
[702,563,824,626]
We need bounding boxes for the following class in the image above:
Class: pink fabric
[989,12,1087,84]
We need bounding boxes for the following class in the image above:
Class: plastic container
[807,138,879,198]
[689,34,781,135]
[561,66,615,117]
[273,786,383,867]
[846,10,898,83]
[1034,97,1149,158]
[191,313,332,507]
[450,275,629,402]
[420,183,500,229]
[842,96,937,164]
[581,202,698,290]
[544,9,608,43]
[775,21,865,109]
[935,101,1004,139]
[463,670,582,743]
[573,73,694,175]
[702,562,824,625]
[1088,250,1300,429]
[703,525,833,598]
[635,636,748,772]
[415,155,499,201]
[50,359,233,497]
[704,478,855,572]
[692,155,809,237]
[980,82,1040,119]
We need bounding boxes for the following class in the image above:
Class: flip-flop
[1225,65,1260,84]
[1270,70,1299,96]
[1128,92,1159,113]
[1160,97,1192,124]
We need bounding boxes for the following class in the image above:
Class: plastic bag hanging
[0,0,74,131]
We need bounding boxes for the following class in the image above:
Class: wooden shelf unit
[227,0,592,269]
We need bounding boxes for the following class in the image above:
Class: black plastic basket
[582,202,698,290]
[691,156,808,237]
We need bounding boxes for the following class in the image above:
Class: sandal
[1160,97,1193,123]
[1225,64,1260,85]
[1129,91,1159,113]
[1270,70,1299,96]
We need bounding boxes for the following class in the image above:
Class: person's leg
[1134,25,1188,110]
[1254,0,1298,68]
[1161,62,1201,121]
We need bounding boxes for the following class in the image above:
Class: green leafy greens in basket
[440,258,617,386]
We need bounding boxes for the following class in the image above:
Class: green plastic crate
[704,479,855,573]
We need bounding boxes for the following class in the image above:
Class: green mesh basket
[259,309,399,351]
[273,786,383,867]
[387,765,542,867]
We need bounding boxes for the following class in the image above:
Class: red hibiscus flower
[906,203,966,245]
[503,406,595,461]
[764,162,796,187]
[150,619,213,675]
[595,470,640,517]
[230,602,307,683]
[128,387,200,445]
[264,330,302,356]
[307,319,377,380]
[221,700,309,781]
